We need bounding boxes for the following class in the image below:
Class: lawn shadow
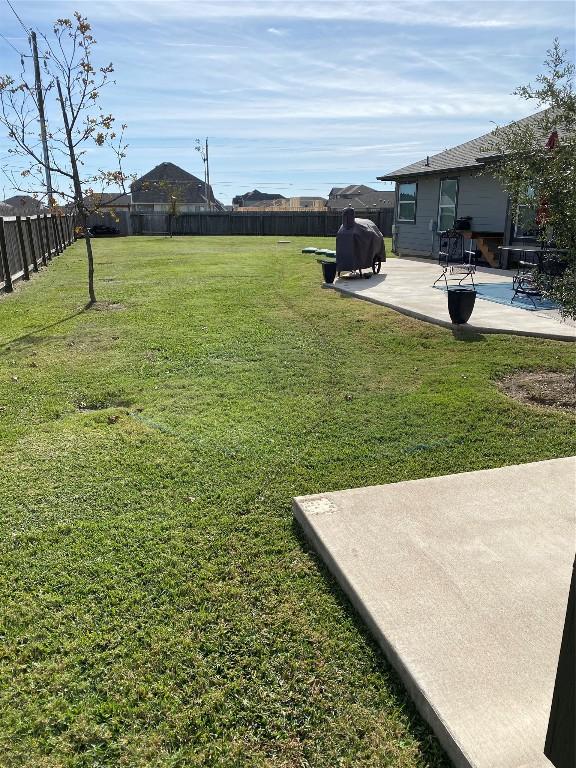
[450,326,486,342]
[291,517,451,766]
[0,305,89,350]
[337,272,388,286]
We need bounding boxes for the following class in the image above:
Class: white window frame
[397,182,417,223]
[437,178,458,231]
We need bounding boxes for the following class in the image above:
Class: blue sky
[0,0,574,204]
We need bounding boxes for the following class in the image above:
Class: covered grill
[336,207,386,277]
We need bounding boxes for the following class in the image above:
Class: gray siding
[396,176,439,257]
[394,171,509,258]
[456,172,508,232]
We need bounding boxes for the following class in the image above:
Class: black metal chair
[512,246,540,289]
[512,246,567,307]
[433,230,476,289]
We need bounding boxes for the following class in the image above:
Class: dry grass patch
[498,370,576,413]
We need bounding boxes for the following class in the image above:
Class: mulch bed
[498,370,576,413]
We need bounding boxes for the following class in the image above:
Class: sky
[0,0,574,205]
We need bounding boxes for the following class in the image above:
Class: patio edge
[293,495,473,768]
[328,282,576,342]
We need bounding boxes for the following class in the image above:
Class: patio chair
[433,230,476,289]
[512,246,567,308]
[512,246,540,290]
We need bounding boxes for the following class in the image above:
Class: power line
[0,30,24,56]
[4,0,29,34]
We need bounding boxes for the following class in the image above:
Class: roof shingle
[377,110,551,181]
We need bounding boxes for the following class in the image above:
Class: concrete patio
[293,457,575,768]
[330,258,575,341]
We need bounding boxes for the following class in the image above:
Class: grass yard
[0,235,574,768]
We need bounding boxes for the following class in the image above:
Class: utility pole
[195,137,211,212]
[205,137,211,212]
[30,31,53,205]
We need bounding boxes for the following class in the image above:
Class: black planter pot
[447,287,476,324]
[320,260,337,284]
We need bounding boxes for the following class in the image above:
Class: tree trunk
[56,78,96,305]
[81,213,96,305]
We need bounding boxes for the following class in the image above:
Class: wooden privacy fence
[0,214,75,293]
[130,208,394,238]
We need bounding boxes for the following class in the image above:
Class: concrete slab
[330,258,576,341]
[293,458,576,768]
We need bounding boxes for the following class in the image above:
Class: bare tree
[0,13,131,305]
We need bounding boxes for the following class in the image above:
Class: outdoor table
[498,246,569,306]
[498,245,568,270]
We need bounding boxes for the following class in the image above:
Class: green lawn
[0,236,573,768]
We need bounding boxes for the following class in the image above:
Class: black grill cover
[336,217,385,272]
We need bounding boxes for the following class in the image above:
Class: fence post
[56,216,63,250]
[52,216,62,254]
[43,215,52,260]
[0,219,13,293]
[36,216,47,266]
[57,216,66,250]
[25,217,39,272]
[15,216,30,281]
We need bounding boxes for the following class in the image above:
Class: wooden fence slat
[43,215,52,260]
[25,217,39,272]
[0,219,13,292]
[36,216,47,266]
[52,216,61,255]
[15,216,30,280]
[127,209,393,238]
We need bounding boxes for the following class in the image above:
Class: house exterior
[237,196,327,212]
[2,195,48,216]
[326,184,395,214]
[83,192,132,212]
[232,190,285,209]
[377,111,548,266]
[131,162,222,213]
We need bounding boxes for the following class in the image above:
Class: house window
[515,187,539,239]
[397,182,417,222]
[437,178,458,231]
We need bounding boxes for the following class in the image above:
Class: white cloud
[0,0,572,204]
[84,0,572,30]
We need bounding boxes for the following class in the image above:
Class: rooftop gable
[378,110,552,181]
[131,162,215,205]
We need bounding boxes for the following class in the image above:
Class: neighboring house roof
[3,195,47,214]
[84,192,131,209]
[328,187,344,198]
[335,184,380,197]
[131,162,220,207]
[378,109,552,181]
[233,189,286,206]
[327,189,395,211]
[238,196,326,211]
